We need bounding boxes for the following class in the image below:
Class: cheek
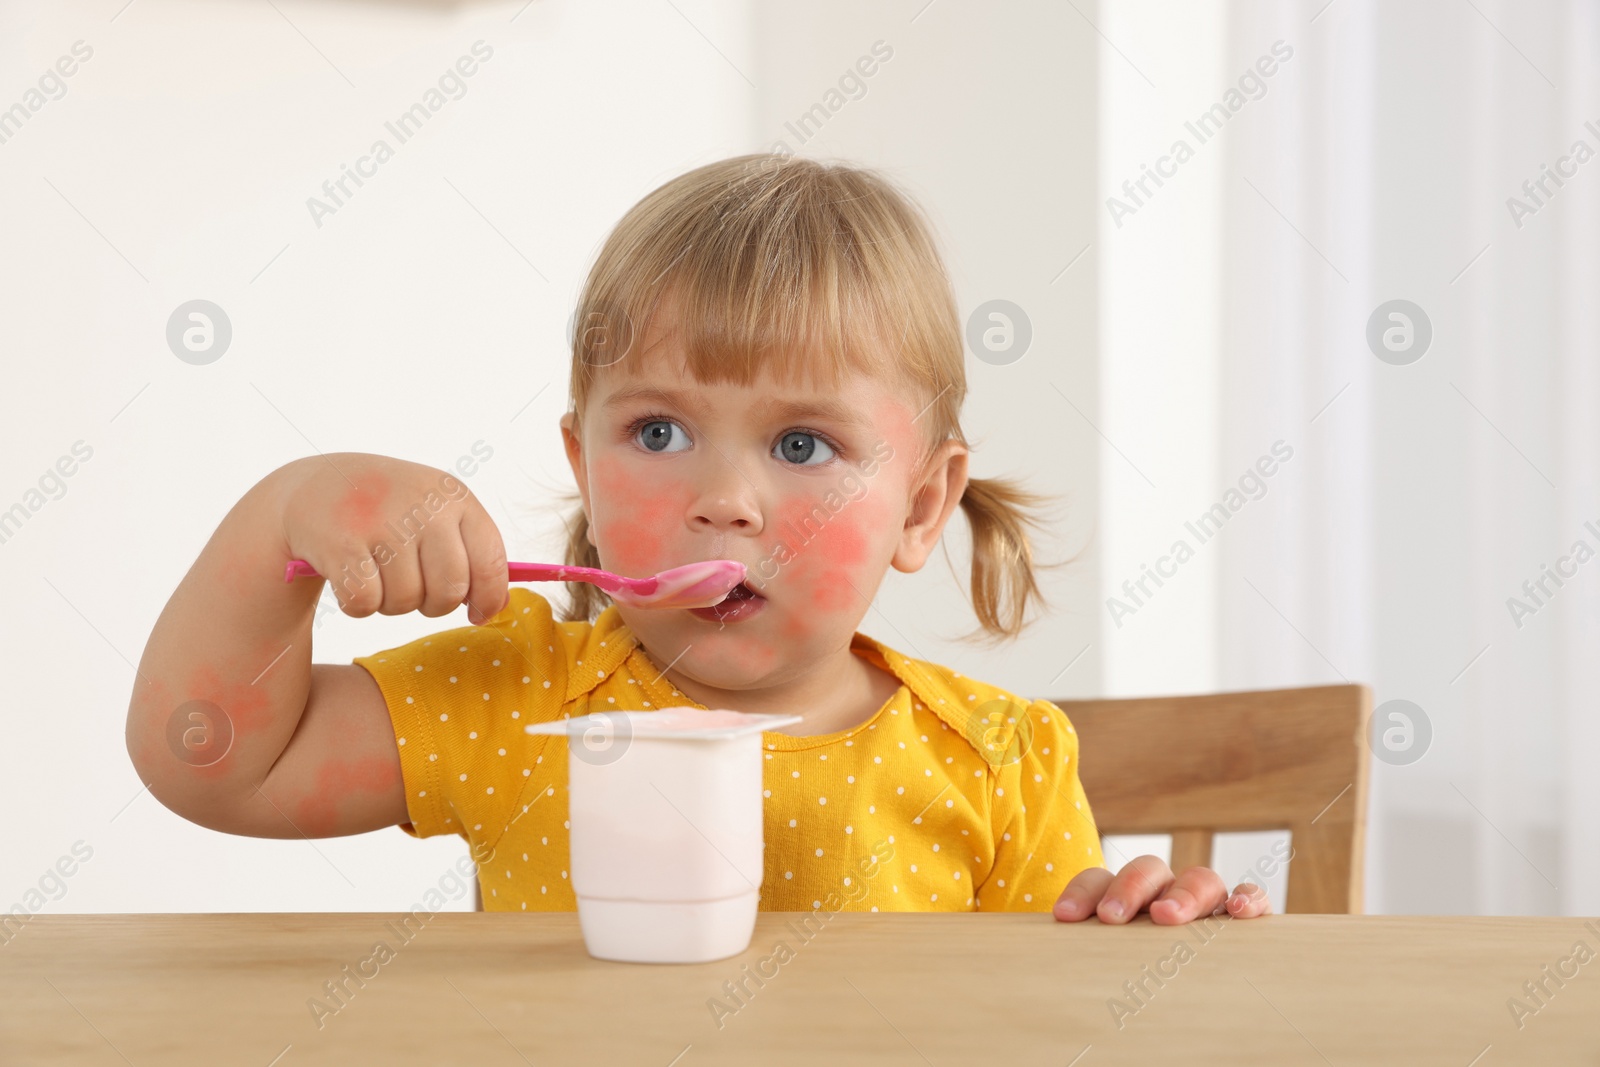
[591,460,689,573]
[771,494,887,616]
[778,608,816,645]
[809,532,867,613]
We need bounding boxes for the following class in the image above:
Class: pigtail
[556,490,609,623]
[956,475,1061,642]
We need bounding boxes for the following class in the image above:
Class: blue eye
[774,431,836,466]
[637,419,690,453]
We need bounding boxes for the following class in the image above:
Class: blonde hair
[557,153,1062,642]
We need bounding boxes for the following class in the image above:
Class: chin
[663,658,771,693]
[672,645,786,694]
[621,612,805,693]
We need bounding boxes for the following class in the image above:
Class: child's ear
[559,411,597,548]
[890,441,969,574]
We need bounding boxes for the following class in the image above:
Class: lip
[685,586,767,624]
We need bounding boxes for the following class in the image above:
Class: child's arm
[975,698,1271,922]
[124,453,509,839]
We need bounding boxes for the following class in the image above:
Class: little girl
[127,153,1268,925]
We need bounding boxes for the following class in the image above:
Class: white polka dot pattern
[351,588,1103,915]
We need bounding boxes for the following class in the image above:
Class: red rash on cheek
[810,558,863,612]
[770,495,882,616]
[592,459,689,575]
[784,396,917,617]
[778,608,818,649]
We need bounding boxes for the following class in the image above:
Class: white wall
[1097,1,1228,697]
[0,0,755,912]
[1,0,1103,913]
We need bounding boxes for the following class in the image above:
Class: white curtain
[1104,0,1598,915]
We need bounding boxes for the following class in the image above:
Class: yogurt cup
[525,707,801,963]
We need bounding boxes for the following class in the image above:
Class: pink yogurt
[627,707,770,733]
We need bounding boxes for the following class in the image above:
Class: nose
[688,457,764,536]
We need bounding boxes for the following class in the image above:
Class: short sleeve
[351,589,569,853]
[976,699,1103,911]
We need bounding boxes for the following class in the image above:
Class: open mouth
[719,581,759,604]
[687,580,766,623]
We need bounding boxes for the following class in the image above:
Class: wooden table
[2,913,1596,1064]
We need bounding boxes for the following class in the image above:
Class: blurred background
[1,0,1594,917]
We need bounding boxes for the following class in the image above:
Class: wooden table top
[2,912,1596,1064]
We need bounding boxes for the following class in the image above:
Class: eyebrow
[600,385,875,431]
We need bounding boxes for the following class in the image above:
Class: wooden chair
[1047,683,1371,914]
[472,683,1370,914]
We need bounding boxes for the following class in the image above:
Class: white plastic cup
[525,707,801,963]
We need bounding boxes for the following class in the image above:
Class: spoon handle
[283,559,634,593]
[506,563,631,593]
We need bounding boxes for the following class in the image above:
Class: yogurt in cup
[525,707,801,964]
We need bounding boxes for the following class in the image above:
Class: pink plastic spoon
[283,558,748,610]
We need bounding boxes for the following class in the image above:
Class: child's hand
[1051,855,1271,924]
[279,452,509,624]
[130,451,494,840]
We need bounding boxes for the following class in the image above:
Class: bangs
[612,268,895,394]
[570,154,957,405]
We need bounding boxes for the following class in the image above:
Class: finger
[418,526,471,618]
[1098,854,1173,924]
[460,506,509,625]
[1052,866,1114,922]
[1225,882,1272,919]
[1148,866,1228,926]
[376,541,424,616]
[331,547,383,618]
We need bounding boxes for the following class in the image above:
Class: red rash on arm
[333,472,392,533]
[292,755,404,837]
[178,662,276,783]
[130,455,417,841]
[125,676,173,771]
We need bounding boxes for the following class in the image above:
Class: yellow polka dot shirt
[352,588,1104,912]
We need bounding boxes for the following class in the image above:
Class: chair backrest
[1046,683,1371,914]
